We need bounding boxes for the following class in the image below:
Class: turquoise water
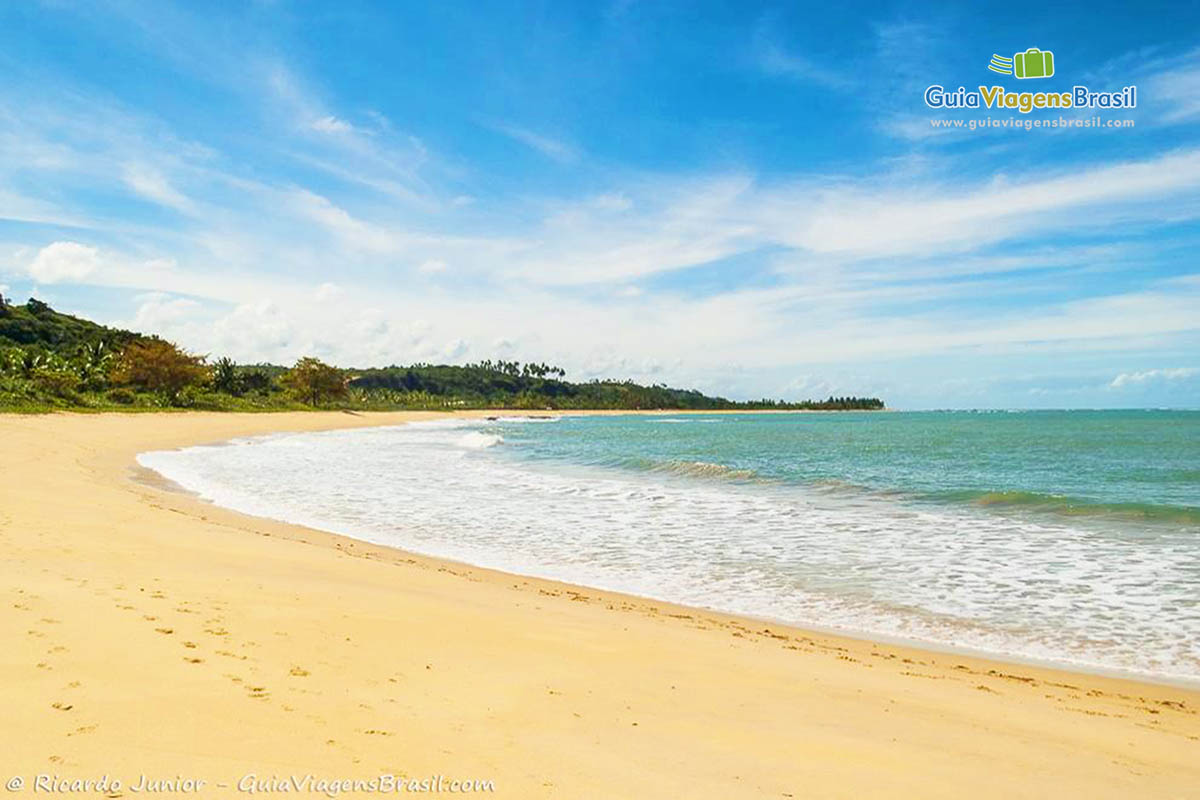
[499,410,1200,526]
[139,410,1200,683]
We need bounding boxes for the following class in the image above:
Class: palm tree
[212,357,239,395]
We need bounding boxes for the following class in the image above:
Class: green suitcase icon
[1013,48,1054,79]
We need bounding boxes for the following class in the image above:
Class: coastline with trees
[0,297,884,413]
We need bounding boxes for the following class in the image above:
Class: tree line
[0,297,884,412]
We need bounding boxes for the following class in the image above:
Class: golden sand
[1,411,1197,798]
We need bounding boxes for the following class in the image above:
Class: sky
[1,1,1198,409]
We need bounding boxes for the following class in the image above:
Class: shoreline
[136,431,1199,692]
[3,409,1198,798]
[136,410,1199,691]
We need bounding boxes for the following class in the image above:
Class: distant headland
[0,296,884,413]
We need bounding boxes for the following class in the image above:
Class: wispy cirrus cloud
[1082,45,1200,126]
[749,13,858,90]
[122,162,195,214]
[310,115,358,135]
[755,42,852,90]
[1148,61,1200,123]
[764,148,1200,257]
[484,120,578,163]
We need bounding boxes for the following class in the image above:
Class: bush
[106,387,136,405]
[31,368,80,400]
[239,368,274,395]
[173,387,239,410]
[112,340,209,401]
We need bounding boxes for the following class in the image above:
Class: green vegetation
[348,363,883,410]
[0,297,885,413]
[283,357,348,407]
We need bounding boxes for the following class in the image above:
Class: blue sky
[1,1,1198,408]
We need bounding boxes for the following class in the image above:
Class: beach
[2,411,1197,799]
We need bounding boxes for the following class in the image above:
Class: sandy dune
[1,411,1197,798]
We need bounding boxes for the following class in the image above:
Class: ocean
[137,410,1200,684]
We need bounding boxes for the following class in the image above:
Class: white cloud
[780,374,835,399]
[769,149,1200,257]
[260,65,434,206]
[28,241,100,283]
[882,114,965,142]
[212,300,292,357]
[311,115,356,134]
[441,338,468,360]
[1109,367,1198,389]
[315,282,344,301]
[487,121,577,163]
[122,163,194,212]
[756,43,851,90]
[406,319,431,342]
[590,192,633,212]
[1149,64,1200,123]
[517,174,756,284]
[289,190,399,252]
[351,307,389,338]
[1088,46,1200,126]
[480,149,1200,287]
[419,259,447,273]
[129,292,202,330]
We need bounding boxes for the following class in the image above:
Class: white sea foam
[137,421,1200,684]
[456,431,503,449]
